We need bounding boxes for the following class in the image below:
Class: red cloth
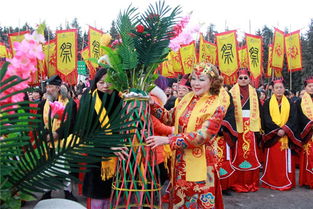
[299,142,313,188]
[216,136,235,191]
[260,143,295,191]
[231,118,261,192]
[151,115,172,164]
[150,94,173,165]
[239,85,249,106]
[231,169,259,192]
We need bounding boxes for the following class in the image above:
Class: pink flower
[112,39,122,47]
[49,101,66,119]
[1,30,45,108]
[169,21,201,52]
[25,31,45,44]
[171,15,191,39]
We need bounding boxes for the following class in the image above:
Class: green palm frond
[135,0,182,66]
[0,62,139,207]
[105,0,182,92]
[116,5,139,70]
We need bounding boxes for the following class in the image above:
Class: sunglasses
[239,76,249,80]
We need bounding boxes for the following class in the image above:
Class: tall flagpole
[289,24,292,91]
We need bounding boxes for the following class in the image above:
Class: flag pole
[47,26,50,79]
[289,24,292,91]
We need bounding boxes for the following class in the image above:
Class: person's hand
[149,96,155,105]
[111,146,129,161]
[146,136,169,149]
[277,129,285,137]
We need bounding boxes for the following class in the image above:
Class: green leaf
[6,198,21,209]
[0,62,10,81]
[86,57,99,65]
[19,192,36,201]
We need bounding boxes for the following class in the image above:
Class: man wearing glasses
[229,68,262,192]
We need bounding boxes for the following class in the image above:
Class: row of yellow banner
[0,26,109,85]
[1,27,302,86]
[161,29,302,85]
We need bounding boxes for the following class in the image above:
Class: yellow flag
[56,29,78,85]
[285,30,302,72]
[199,34,217,65]
[161,53,175,77]
[89,26,104,69]
[8,31,30,56]
[0,43,8,58]
[170,50,183,74]
[246,33,262,85]
[266,44,273,78]
[216,30,239,85]
[238,46,249,68]
[43,40,57,77]
[81,47,97,79]
[180,41,196,74]
[271,28,285,70]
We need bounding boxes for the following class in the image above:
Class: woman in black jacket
[83,68,128,209]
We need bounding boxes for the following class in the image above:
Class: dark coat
[82,90,122,199]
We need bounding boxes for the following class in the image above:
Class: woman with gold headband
[261,78,302,191]
[147,63,225,209]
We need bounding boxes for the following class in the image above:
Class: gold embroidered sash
[230,84,261,133]
[269,95,290,149]
[93,90,118,180]
[174,92,220,181]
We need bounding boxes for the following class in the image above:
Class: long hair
[90,68,108,92]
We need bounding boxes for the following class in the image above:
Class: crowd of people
[24,63,313,209]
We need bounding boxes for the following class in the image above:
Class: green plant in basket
[99,0,182,93]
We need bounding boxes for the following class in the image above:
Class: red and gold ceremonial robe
[261,95,301,191]
[151,92,224,209]
[216,88,237,191]
[229,84,262,192]
[297,92,313,189]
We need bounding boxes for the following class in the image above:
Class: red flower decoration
[136,25,145,33]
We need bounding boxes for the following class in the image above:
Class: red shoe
[162,193,170,203]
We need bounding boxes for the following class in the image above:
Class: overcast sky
[1,0,312,36]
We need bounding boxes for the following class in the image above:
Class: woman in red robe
[147,63,225,209]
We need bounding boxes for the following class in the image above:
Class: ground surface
[23,171,313,209]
